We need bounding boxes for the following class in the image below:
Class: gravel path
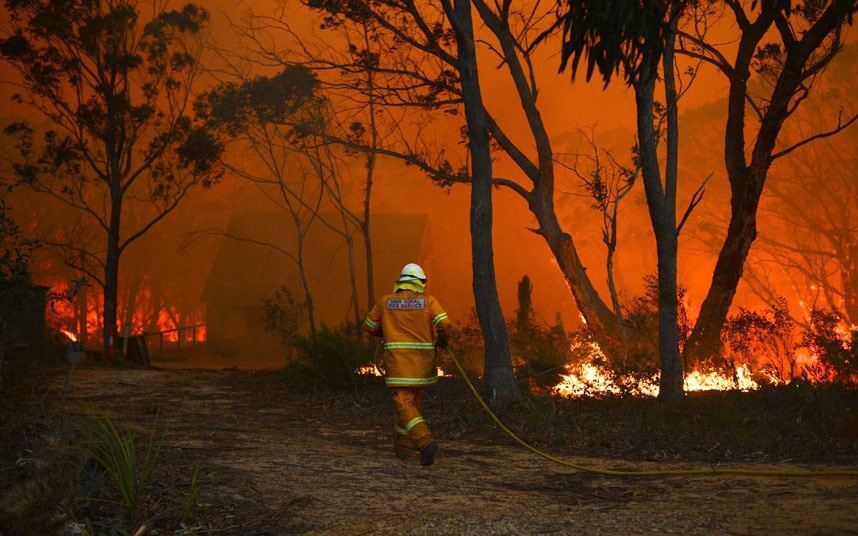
[61,367,858,535]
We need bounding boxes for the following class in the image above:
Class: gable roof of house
[201,211,430,325]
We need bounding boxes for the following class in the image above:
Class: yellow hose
[444,349,858,478]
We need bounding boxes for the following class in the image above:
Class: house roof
[201,211,430,324]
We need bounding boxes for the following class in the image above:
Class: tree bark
[77,278,88,349]
[530,196,623,346]
[633,22,683,403]
[449,0,520,403]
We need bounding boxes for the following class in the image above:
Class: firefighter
[363,263,451,466]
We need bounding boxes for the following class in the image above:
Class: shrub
[438,310,485,377]
[596,275,690,387]
[262,286,305,350]
[802,309,858,386]
[280,326,375,391]
[511,316,571,390]
[723,298,796,383]
[508,276,572,389]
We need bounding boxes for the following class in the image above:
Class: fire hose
[441,348,858,479]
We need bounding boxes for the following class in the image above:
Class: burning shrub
[281,326,375,391]
[801,309,858,386]
[723,298,796,383]
[606,275,690,386]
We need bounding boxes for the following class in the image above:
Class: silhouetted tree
[0,0,223,354]
[552,0,698,401]
[677,0,858,363]
[516,275,534,331]
[446,0,520,402]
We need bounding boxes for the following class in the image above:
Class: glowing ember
[355,366,451,377]
[356,364,383,376]
[60,329,78,342]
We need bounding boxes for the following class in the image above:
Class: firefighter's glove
[436,329,449,350]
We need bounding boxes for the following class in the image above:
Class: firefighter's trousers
[390,387,434,453]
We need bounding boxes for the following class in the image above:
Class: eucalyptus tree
[0,0,223,353]
[677,0,858,363]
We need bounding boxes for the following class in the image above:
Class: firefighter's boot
[420,441,438,466]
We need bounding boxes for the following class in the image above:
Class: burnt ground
[2,364,858,535]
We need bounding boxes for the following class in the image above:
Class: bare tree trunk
[103,195,121,355]
[531,201,623,345]
[846,243,858,324]
[605,208,628,357]
[296,233,317,337]
[341,216,362,335]
[449,0,520,403]
[362,218,375,306]
[633,24,683,403]
[684,187,762,363]
[77,275,88,349]
[363,27,378,306]
[123,268,144,336]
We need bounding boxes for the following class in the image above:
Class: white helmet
[397,263,427,282]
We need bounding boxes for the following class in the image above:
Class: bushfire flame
[60,330,78,342]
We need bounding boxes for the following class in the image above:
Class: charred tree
[446,0,520,403]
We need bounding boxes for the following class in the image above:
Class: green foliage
[180,461,201,525]
[552,0,684,85]
[78,406,161,517]
[279,326,375,391]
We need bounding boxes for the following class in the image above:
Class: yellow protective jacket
[363,289,450,387]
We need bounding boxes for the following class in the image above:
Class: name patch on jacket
[387,298,425,310]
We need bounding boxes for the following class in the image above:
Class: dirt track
[60,367,858,535]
